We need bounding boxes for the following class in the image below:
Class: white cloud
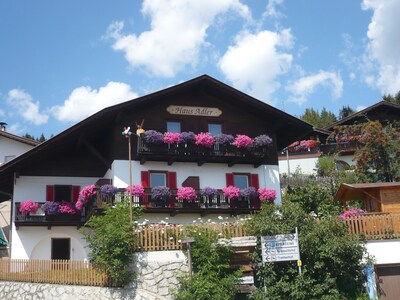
[362,0,400,94]
[6,89,48,125]
[8,123,26,135]
[263,0,284,19]
[286,71,343,105]
[51,82,138,122]
[106,0,250,78]
[218,29,293,101]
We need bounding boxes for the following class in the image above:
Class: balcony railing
[95,188,261,215]
[14,203,91,228]
[136,138,272,167]
[343,213,400,240]
[320,141,360,154]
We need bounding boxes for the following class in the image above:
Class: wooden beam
[81,136,111,169]
[360,189,381,203]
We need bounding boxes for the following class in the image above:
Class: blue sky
[1,0,399,138]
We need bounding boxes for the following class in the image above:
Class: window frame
[207,123,222,136]
[166,121,181,133]
[149,171,168,188]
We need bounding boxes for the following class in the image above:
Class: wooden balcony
[320,141,360,155]
[135,138,273,167]
[14,203,90,229]
[96,189,261,216]
[343,213,400,240]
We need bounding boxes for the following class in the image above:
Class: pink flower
[222,186,240,200]
[163,132,181,144]
[19,200,39,214]
[339,208,365,219]
[75,200,84,211]
[79,185,96,203]
[126,184,145,197]
[177,187,197,202]
[195,132,215,148]
[258,188,276,203]
[233,135,253,148]
[59,202,77,215]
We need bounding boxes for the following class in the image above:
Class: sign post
[261,228,301,275]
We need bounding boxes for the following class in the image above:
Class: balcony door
[51,238,70,260]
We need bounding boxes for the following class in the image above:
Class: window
[46,185,80,203]
[150,172,167,187]
[167,121,181,133]
[234,175,249,189]
[208,123,222,136]
[51,238,70,260]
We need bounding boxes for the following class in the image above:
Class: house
[0,75,312,261]
[335,182,400,299]
[279,101,400,176]
[0,125,38,257]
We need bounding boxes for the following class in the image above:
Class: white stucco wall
[337,155,355,166]
[11,226,88,260]
[366,240,400,265]
[0,136,34,165]
[278,156,319,175]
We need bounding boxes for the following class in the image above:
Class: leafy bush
[175,228,241,300]
[315,155,336,176]
[80,202,141,286]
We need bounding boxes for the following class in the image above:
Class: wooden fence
[343,214,400,240]
[136,222,248,251]
[0,259,112,287]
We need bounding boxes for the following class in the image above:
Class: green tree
[175,228,240,300]
[383,91,400,105]
[300,107,337,128]
[338,105,355,119]
[37,133,46,142]
[80,202,141,286]
[246,201,366,300]
[22,133,36,141]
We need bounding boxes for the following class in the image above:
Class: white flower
[218,216,223,220]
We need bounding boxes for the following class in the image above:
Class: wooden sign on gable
[167,105,222,117]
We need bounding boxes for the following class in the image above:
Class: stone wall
[0,250,188,300]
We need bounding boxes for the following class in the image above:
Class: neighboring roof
[0,227,8,247]
[313,127,332,135]
[325,101,400,130]
[0,130,39,147]
[0,75,312,201]
[334,182,400,202]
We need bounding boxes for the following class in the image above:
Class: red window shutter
[226,173,234,186]
[46,185,54,201]
[141,171,150,188]
[250,174,259,190]
[168,172,177,189]
[72,186,80,203]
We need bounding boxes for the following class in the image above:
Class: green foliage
[354,121,400,182]
[300,107,337,128]
[175,228,241,300]
[246,201,366,300]
[315,155,336,177]
[383,91,400,105]
[339,105,356,120]
[80,202,141,286]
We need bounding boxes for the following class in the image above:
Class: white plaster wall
[112,160,281,204]
[13,176,101,203]
[337,155,355,166]
[0,136,34,164]
[366,240,400,264]
[11,226,88,260]
[278,157,318,175]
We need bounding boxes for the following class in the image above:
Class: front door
[51,238,70,260]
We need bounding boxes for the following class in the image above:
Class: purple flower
[253,135,272,147]
[215,134,234,144]
[179,131,196,143]
[42,201,60,215]
[100,184,118,197]
[144,130,164,144]
[240,187,257,198]
[151,186,171,200]
[200,187,217,197]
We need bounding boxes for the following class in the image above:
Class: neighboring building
[279,101,400,176]
[0,75,312,260]
[335,182,400,299]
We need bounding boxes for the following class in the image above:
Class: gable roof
[0,130,39,147]
[334,182,400,203]
[0,75,312,201]
[325,101,400,130]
